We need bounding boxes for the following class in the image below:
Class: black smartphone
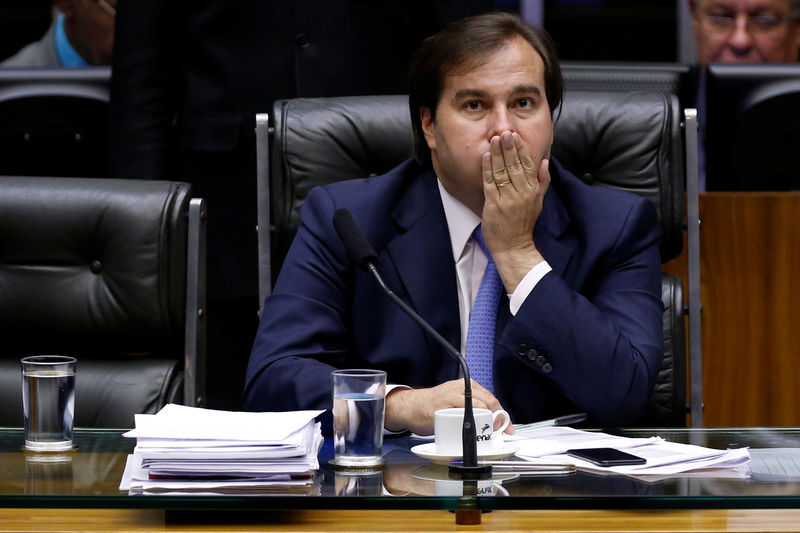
[565,447,646,467]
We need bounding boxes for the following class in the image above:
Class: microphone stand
[332,207,491,479]
[366,264,492,480]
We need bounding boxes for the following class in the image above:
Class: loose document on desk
[119,404,324,495]
[507,426,751,478]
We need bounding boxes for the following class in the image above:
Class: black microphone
[333,208,491,479]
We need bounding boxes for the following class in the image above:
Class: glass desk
[2,427,800,511]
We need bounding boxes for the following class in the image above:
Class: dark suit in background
[244,158,664,431]
[108,0,492,409]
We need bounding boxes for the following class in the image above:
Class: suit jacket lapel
[496,161,574,333]
[380,163,575,376]
[534,162,573,276]
[385,170,461,370]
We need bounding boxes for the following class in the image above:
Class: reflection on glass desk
[1,427,800,510]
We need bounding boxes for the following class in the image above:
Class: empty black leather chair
[257,91,696,427]
[0,177,206,428]
[0,68,110,177]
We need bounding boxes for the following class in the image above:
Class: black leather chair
[257,91,698,427]
[0,177,206,428]
[0,68,110,177]
[561,62,693,107]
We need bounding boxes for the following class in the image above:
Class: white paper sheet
[748,448,800,482]
[120,406,325,494]
[511,427,751,477]
[509,426,661,456]
[123,404,324,442]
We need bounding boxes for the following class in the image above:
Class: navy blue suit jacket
[244,158,663,429]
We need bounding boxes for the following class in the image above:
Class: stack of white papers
[508,426,751,478]
[119,404,324,495]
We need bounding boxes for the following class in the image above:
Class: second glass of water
[331,369,386,467]
[21,355,77,452]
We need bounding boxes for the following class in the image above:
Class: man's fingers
[391,380,516,436]
[482,151,500,202]
[500,131,526,187]
[468,380,515,433]
[471,398,489,411]
[470,379,504,412]
[490,136,511,187]
[538,157,551,192]
[512,132,538,186]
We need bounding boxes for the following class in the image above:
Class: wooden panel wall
[664,192,800,427]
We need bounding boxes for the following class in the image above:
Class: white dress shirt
[384,179,553,428]
[436,179,552,354]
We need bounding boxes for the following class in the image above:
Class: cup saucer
[410,442,518,465]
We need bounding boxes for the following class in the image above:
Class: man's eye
[517,98,532,108]
[708,13,735,24]
[751,15,782,30]
[464,101,482,111]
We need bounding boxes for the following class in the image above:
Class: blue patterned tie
[464,226,502,394]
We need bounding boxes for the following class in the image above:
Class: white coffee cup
[434,407,510,456]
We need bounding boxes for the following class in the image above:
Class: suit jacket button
[535,355,545,366]
[542,362,553,374]
[517,344,529,356]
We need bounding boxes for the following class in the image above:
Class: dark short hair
[408,12,563,166]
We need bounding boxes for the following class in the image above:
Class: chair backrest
[268,95,414,274]
[561,61,693,106]
[260,91,689,426]
[649,273,688,427]
[0,68,110,177]
[552,91,685,262]
[268,92,684,270]
[0,177,206,428]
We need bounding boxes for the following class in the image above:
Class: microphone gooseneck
[333,208,491,479]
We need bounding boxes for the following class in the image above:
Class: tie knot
[472,225,491,258]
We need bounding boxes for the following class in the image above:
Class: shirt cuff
[384,384,412,434]
[508,260,552,315]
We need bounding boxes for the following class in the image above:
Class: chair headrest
[271,91,683,266]
[552,91,684,261]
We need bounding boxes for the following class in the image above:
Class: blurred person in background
[690,0,800,66]
[1,0,116,67]
[688,0,800,189]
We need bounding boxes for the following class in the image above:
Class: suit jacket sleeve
[244,186,353,423]
[109,0,178,179]
[500,195,663,426]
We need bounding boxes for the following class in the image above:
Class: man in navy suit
[244,12,663,435]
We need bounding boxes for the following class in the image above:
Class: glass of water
[331,369,386,467]
[21,355,77,452]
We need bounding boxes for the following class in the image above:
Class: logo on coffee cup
[434,407,510,455]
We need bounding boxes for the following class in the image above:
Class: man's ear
[420,106,436,150]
